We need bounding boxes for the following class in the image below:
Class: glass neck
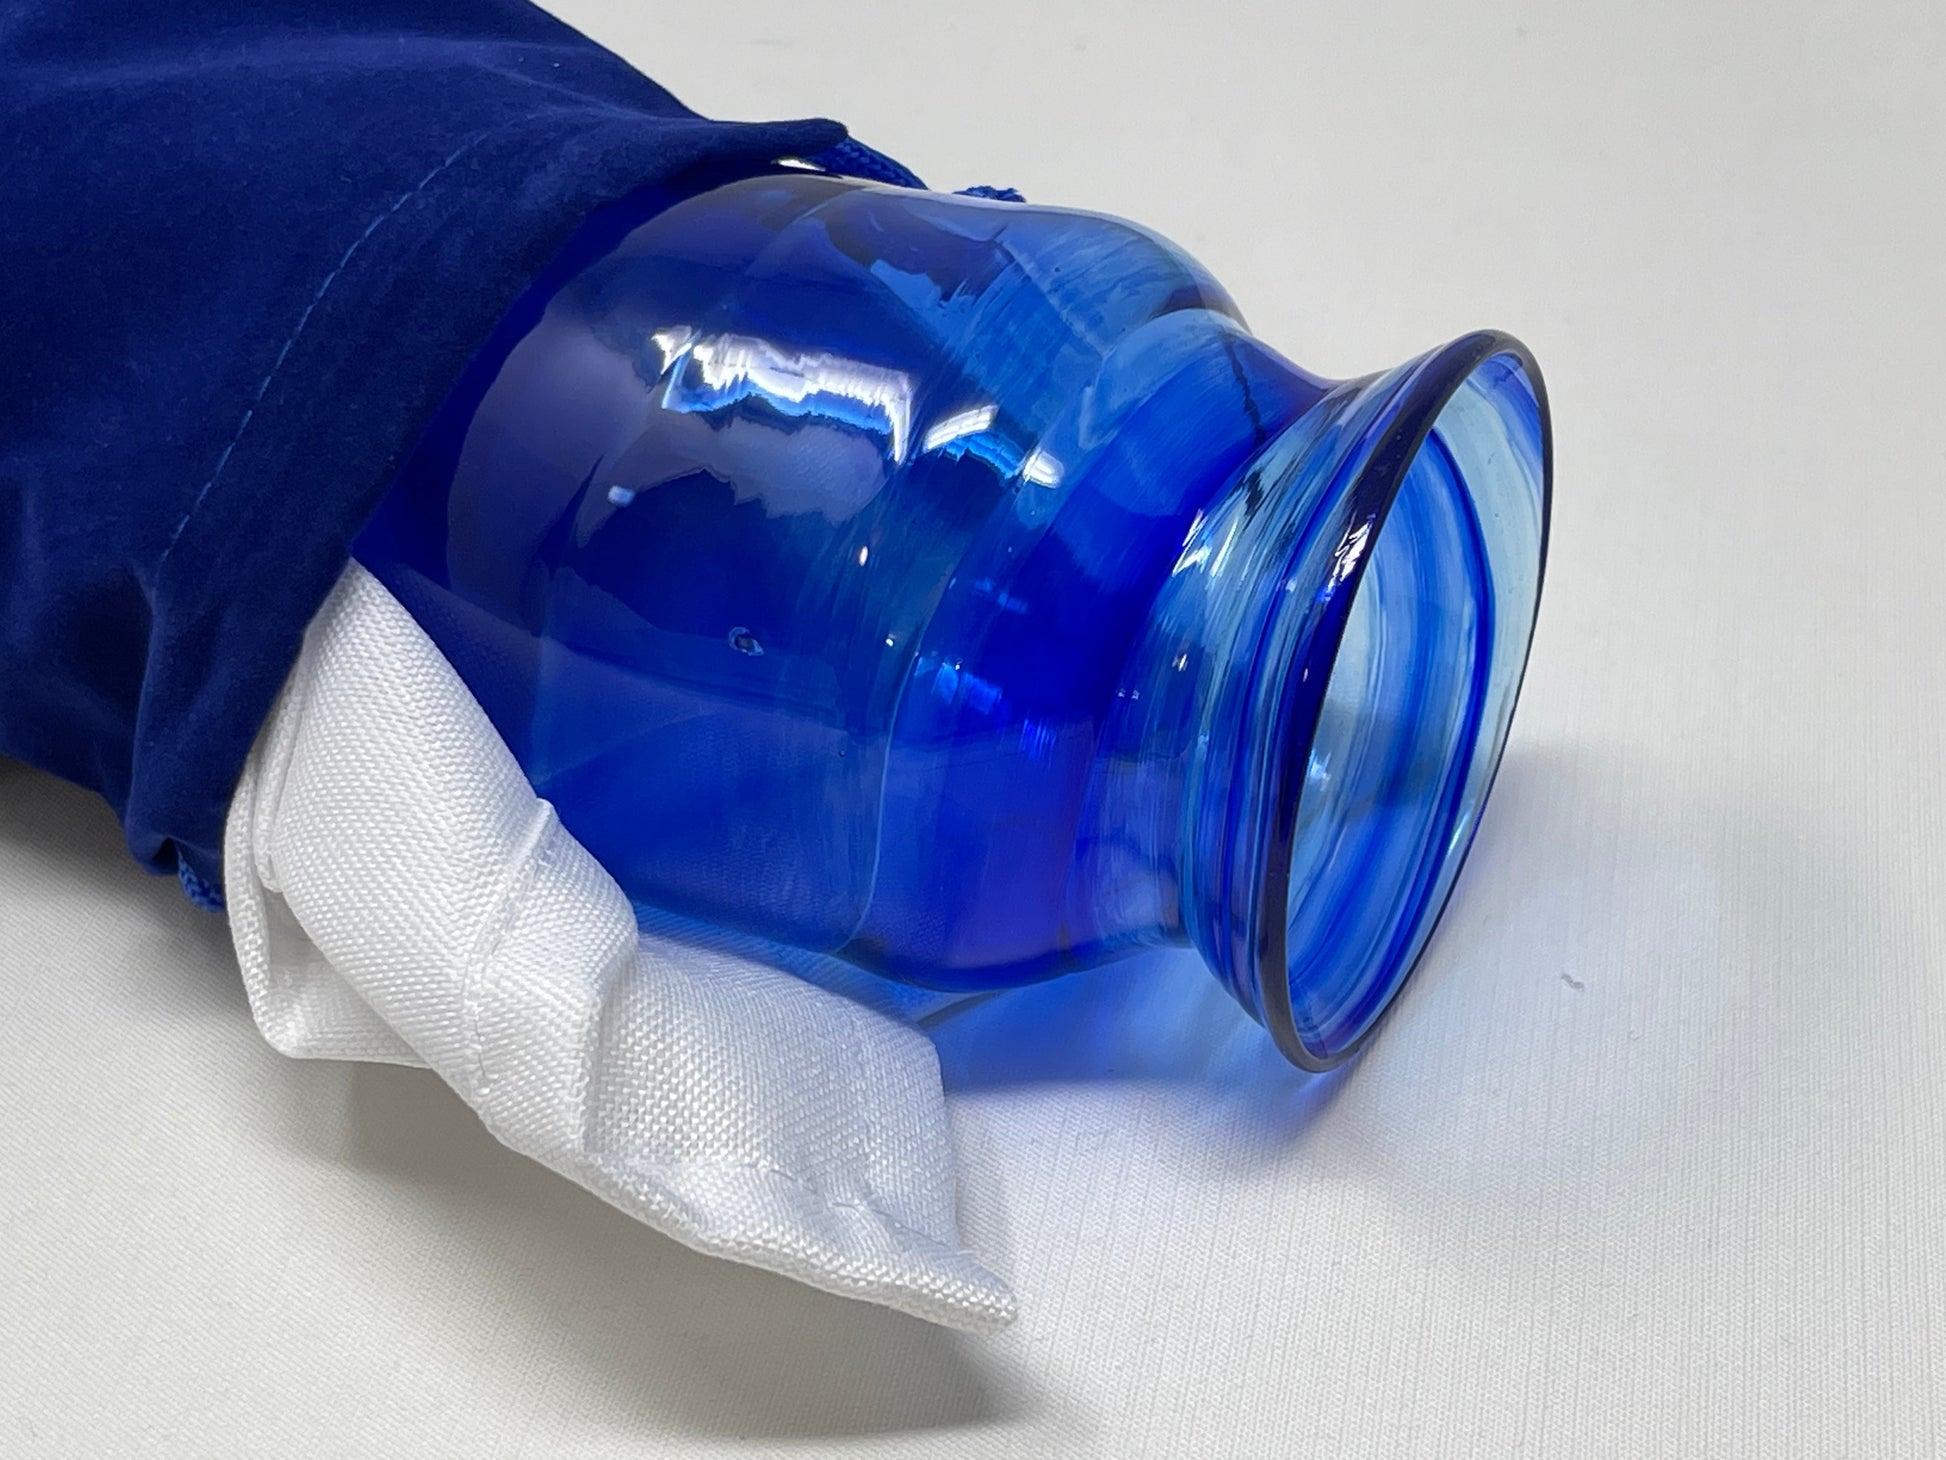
[1079,361,1423,985]
[1082,333,1547,1069]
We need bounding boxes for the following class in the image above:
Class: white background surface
[6,1,1946,1453]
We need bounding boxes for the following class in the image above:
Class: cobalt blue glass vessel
[354,169,1551,1069]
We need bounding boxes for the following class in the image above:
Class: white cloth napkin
[222,563,1015,1333]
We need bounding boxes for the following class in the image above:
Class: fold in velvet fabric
[0,0,846,899]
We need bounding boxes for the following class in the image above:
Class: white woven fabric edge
[223,563,1016,1333]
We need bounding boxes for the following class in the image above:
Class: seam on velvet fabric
[158,121,526,567]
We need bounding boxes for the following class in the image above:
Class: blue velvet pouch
[0,0,851,903]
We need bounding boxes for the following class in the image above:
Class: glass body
[355,170,1551,1068]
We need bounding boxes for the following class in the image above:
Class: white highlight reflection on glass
[1021,447,1064,488]
[922,403,999,453]
[655,328,916,464]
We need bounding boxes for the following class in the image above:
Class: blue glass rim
[1251,330,1553,1071]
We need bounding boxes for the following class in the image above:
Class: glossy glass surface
[354,171,1550,1067]
[1276,350,1547,1059]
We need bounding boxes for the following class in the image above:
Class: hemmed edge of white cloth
[223,564,1016,1334]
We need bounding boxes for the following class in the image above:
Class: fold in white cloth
[223,564,1015,1332]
